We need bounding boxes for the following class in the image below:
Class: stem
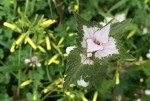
[46,65,51,82]
[48,0,53,18]
[25,0,29,15]
[17,45,22,99]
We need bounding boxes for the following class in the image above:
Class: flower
[135,98,141,101]
[114,13,126,23]
[66,46,76,54]
[77,76,89,87]
[145,89,150,95]
[100,13,125,26]
[146,49,150,59]
[80,54,93,65]
[81,24,119,59]
[24,56,41,68]
[99,17,113,26]
[143,28,148,34]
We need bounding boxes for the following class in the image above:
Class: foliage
[0,0,150,101]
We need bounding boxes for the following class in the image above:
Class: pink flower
[81,24,119,59]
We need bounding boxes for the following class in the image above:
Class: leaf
[99,79,115,94]
[108,0,128,13]
[89,65,108,88]
[64,49,92,89]
[0,65,26,72]
[74,13,94,48]
[110,19,136,39]
[140,60,150,76]
[64,49,107,89]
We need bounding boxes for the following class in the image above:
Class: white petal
[77,77,89,87]
[105,17,113,23]
[115,13,125,22]
[146,53,150,59]
[94,24,110,44]
[87,53,92,58]
[36,63,41,67]
[145,89,150,95]
[135,98,141,101]
[87,39,103,52]
[66,46,76,54]
[143,28,148,34]
[83,25,98,39]
[80,54,93,65]
[24,59,31,64]
[95,37,119,59]
[99,22,107,26]
[81,37,87,48]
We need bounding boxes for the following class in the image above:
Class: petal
[80,54,93,65]
[87,39,103,52]
[94,24,110,43]
[77,77,89,87]
[24,59,31,64]
[81,37,87,48]
[83,25,98,39]
[95,37,119,58]
[66,46,76,54]
[115,13,125,22]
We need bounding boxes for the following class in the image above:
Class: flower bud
[20,80,32,87]
[40,19,56,27]
[3,22,22,33]
[115,72,120,85]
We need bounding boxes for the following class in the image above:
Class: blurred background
[0,0,150,101]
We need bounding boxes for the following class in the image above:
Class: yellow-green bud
[3,22,22,33]
[40,19,56,27]
[20,80,32,87]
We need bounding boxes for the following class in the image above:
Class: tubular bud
[47,54,59,65]
[37,45,46,53]
[58,37,64,45]
[26,37,37,49]
[115,72,120,85]
[40,19,56,27]
[3,22,22,33]
[20,80,32,87]
[45,36,51,50]
[10,41,16,52]
[74,5,79,11]
[16,33,27,45]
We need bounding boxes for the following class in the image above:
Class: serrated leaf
[64,49,93,89]
[110,19,134,39]
[89,65,108,88]
[64,49,107,89]
[74,13,94,48]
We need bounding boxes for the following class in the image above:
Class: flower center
[93,39,102,45]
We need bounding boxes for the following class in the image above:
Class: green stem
[25,0,29,15]
[46,65,51,82]
[48,0,53,18]
[17,45,22,97]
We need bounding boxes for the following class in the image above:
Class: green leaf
[0,65,26,72]
[110,19,137,39]
[64,48,108,89]
[99,79,115,94]
[74,12,94,48]
[108,0,128,13]
[140,60,150,76]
